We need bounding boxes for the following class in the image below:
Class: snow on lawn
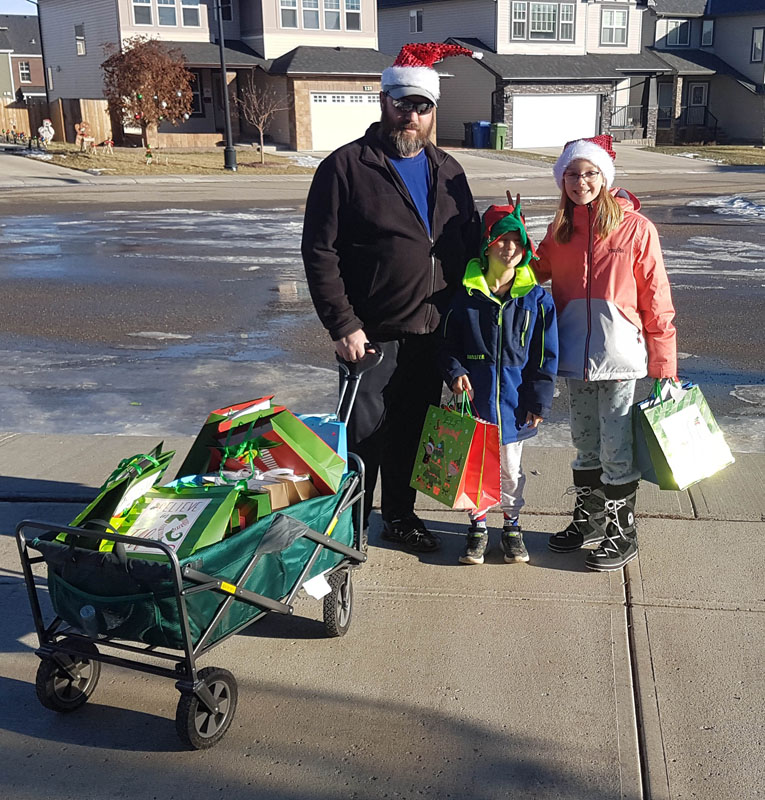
[688,195,765,219]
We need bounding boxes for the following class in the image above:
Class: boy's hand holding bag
[410,396,501,513]
[633,379,734,490]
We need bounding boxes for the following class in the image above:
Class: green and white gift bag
[633,382,734,491]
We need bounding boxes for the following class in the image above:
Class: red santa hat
[553,134,617,189]
[381,43,483,106]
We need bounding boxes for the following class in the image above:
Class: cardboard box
[255,477,319,511]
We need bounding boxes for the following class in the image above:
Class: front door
[657,83,673,127]
[687,82,708,126]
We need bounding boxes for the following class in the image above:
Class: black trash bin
[463,122,473,148]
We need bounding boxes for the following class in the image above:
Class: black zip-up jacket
[301,123,480,342]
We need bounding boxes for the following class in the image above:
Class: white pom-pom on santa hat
[381,43,483,106]
[553,135,617,189]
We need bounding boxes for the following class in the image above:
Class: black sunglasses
[389,96,435,115]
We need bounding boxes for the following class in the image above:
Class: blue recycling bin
[471,121,491,149]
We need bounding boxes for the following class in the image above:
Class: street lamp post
[215,0,237,171]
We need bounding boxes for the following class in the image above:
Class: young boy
[440,202,558,564]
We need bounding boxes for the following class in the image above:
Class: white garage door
[310,92,380,151]
[512,94,598,148]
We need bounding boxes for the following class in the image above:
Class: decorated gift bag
[298,413,349,463]
[410,400,501,512]
[633,380,734,491]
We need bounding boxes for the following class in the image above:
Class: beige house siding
[39,0,120,101]
[378,0,496,57]
[254,0,377,59]
[116,0,212,42]
[709,14,765,85]
[586,1,643,54]
[435,55,494,143]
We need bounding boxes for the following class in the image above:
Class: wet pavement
[1,193,764,451]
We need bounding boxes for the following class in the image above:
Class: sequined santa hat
[553,134,617,189]
[381,43,483,106]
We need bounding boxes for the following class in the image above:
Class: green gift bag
[108,485,245,561]
[60,444,175,547]
[410,402,501,512]
[633,382,734,491]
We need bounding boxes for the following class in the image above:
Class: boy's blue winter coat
[439,259,559,444]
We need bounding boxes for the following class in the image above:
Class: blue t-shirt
[389,149,432,236]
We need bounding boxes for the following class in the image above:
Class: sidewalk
[0,432,762,798]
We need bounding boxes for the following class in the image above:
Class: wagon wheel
[35,637,101,713]
[176,667,238,750]
[323,568,353,638]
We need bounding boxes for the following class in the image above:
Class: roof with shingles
[0,14,42,55]
[652,0,709,16]
[268,46,393,76]
[448,38,672,81]
[651,47,759,89]
[170,40,269,68]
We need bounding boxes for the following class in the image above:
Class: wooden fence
[0,97,48,139]
[0,97,112,144]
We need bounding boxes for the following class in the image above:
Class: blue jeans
[567,378,641,486]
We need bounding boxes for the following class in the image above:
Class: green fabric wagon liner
[37,481,355,650]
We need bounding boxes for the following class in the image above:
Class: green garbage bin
[490,122,508,150]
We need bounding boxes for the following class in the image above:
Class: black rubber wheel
[175,667,238,750]
[323,568,353,637]
[35,638,101,713]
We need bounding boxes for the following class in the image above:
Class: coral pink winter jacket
[535,188,676,381]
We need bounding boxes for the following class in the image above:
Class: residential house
[0,14,46,104]
[647,0,765,144]
[378,0,765,148]
[37,0,391,150]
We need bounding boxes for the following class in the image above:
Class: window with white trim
[74,23,86,56]
[752,28,764,62]
[133,0,152,25]
[350,94,363,103]
[530,3,557,40]
[560,3,574,41]
[280,0,297,27]
[331,94,345,103]
[701,19,714,47]
[221,0,233,21]
[512,2,527,39]
[601,8,627,45]
[303,0,320,29]
[158,0,177,27]
[410,9,423,33]
[325,0,340,29]
[345,0,361,31]
[19,61,31,83]
[181,0,200,27]
[666,19,690,47]
[190,70,203,115]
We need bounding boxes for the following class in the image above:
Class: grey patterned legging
[567,378,641,486]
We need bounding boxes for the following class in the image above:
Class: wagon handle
[335,342,383,423]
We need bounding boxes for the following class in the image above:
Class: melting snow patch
[289,154,323,168]
[128,332,192,340]
[730,385,765,407]
[688,195,765,219]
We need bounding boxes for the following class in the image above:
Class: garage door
[512,94,598,148]
[310,92,381,151]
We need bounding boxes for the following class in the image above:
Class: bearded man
[302,43,481,553]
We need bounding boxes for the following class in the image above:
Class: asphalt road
[1,166,763,451]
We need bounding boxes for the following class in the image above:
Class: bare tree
[237,76,291,165]
[102,36,193,148]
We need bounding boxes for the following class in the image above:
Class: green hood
[463,257,538,302]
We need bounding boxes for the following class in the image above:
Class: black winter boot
[585,481,639,571]
[548,469,606,553]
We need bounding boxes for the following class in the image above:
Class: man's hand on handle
[334,329,372,363]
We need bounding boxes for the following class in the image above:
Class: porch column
[645,75,658,143]
[669,74,683,144]
[226,70,240,139]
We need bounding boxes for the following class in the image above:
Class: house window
[158,0,177,27]
[19,61,31,83]
[512,2,527,39]
[324,0,340,29]
[345,0,361,31]
[410,9,423,33]
[280,0,297,28]
[560,3,574,41]
[701,19,714,47]
[601,9,627,45]
[752,28,764,62]
[74,23,86,55]
[666,19,690,47]
[181,0,200,26]
[303,0,320,29]
[190,70,202,115]
[133,0,152,25]
[221,0,233,21]
[530,3,558,40]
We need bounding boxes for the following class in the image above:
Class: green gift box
[633,383,735,491]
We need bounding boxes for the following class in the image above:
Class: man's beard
[381,109,433,157]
